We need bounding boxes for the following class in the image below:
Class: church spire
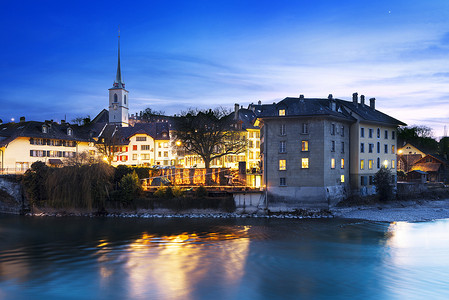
[113,27,125,89]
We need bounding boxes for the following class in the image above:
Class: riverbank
[331,198,449,222]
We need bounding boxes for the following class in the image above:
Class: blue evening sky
[1,0,449,136]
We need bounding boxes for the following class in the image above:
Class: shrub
[374,167,394,201]
[119,171,142,204]
[195,186,208,198]
[22,161,50,206]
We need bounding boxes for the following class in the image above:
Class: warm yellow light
[383,160,389,167]
[398,149,403,154]
[103,156,108,162]
[176,140,182,146]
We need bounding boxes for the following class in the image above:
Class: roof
[410,163,442,173]
[0,121,91,147]
[237,108,258,130]
[97,122,170,145]
[253,96,406,127]
[415,153,449,165]
[408,169,428,175]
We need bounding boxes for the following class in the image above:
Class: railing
[0,168,28,175]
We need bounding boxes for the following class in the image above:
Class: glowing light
[398,149,403,154]
[383,160,389,168]
[103,156,108,162]
[175,140,182,146]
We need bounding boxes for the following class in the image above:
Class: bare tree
[95,126,125,165]
[64,151,100,167]
[171,107,247,185]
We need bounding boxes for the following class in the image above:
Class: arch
[114,94,118,103]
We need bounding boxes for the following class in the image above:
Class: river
[1,214,448,299]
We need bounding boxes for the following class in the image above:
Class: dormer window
[42,125,48,133]
[162,132,168,138]
[67,128,73,136]
[278,109,286,116]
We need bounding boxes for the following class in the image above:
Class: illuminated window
[249,151,254,159]
[279,109,285,116]
[341,158,345,169]
[341,175,345,183]
[331,158,335,169]
[368,159,373,169]
[133,145,137,151]
[360,159,365,170]
[391,145,395,154]
[392,160,396,169]
[301,141,309,151]
[279,159,286,170]
[132,154,137,160]
[301,158,309,169]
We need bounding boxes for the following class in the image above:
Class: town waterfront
[1,215,449,299]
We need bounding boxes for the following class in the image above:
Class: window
[279,141,286,153]
[133,145,137,151]
[341,175,345,183]
[331,124,335,135]
[124,95,127,104]
[360,127,365,138]
[331,158,335,169]
[133,154,137,160]
[164,151,168,157]
[331,141,335,152]
[360,143,365,153]
[280,178,286,186]
[256,141,260,148]
[42,126,47,134]
[392,160,396,169]
[67,128,73,136]
[302,123,308,134]
[391,145,395,154]
[141,145,150,151]
[279,159,286,170]
[369,128,373,138]
[360,159,365,170]
[377,142,380,153]
[164,142,168,148]
[341,142,345,153]
[361,176,367,186]
[249,140,254,148]
[392,131,396,140]
[136,137,147,141]
[369,143,374,153]
[377,157,380,169]
[369,176,374,185]
[256,131,260,138]
[377,128,381,138]
[114,94,118,102]
[249,152,254,159]
[341,126,344,137]
[280,124,286,136]
[341,158,345,169]
[368,159,373,169]
[301,158,309,169]
[384,130,388,139]
[301,141,309,151]
[384,144,388,154]
[158,151,162,157]
[278,109,286,116]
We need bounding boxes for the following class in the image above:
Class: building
[255,93,405,209]
[410,154,449,183]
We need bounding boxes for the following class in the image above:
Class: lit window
[383,160,389,168]
[360,159,365,170]
[249,152,254,159]
[341,175,345,183]
[301,141,309,151]
[331,158,335,169]
[67,128,73,136]
[392,160,396,169]
[391,145,395,154]
[341,158,345,169]
[368,159,373,169]
[133,154,137,160]
[279,159,286,170]
[279,109,285,116]
[301,158,309,169]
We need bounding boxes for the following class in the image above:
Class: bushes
[119,171,142,204]
[22,161,50,206]
[374,167,394,201]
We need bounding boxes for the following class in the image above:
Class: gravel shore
[331,199,449,222]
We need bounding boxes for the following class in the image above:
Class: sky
[1,0,449,137]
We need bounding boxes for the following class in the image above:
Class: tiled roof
[411,163,442,173]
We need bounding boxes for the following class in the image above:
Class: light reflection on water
[1,216,449,299]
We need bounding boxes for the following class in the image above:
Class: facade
[0,119,93,173]
[256,93,406,209]
[410,154,449,183]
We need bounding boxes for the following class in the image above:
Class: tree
[171,108,247,185]
[140,107,165,121]
[64,151,99,167]
[374,167,393,202]
[71,115,91,126]
[398,125,438,153]
[22,161,50,206]
[95,126,125,165]
[439,137,449,159]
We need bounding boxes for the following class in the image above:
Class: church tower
[108,31,129,127]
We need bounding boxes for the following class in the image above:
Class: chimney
[20,116,25,123]
[352,92,358,104]
[61,120,66,124]
[370,98,376,109]
[360,95,365,105]
[258,100,261,105]
[328,94,333,100]
[234,103,239,120]
[299,94,304,100]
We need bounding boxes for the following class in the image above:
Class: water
[1,215,449,300]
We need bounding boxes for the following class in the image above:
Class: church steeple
[113,28,125,89]
[108,28,129,127]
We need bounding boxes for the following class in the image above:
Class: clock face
[113,104,118,110]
